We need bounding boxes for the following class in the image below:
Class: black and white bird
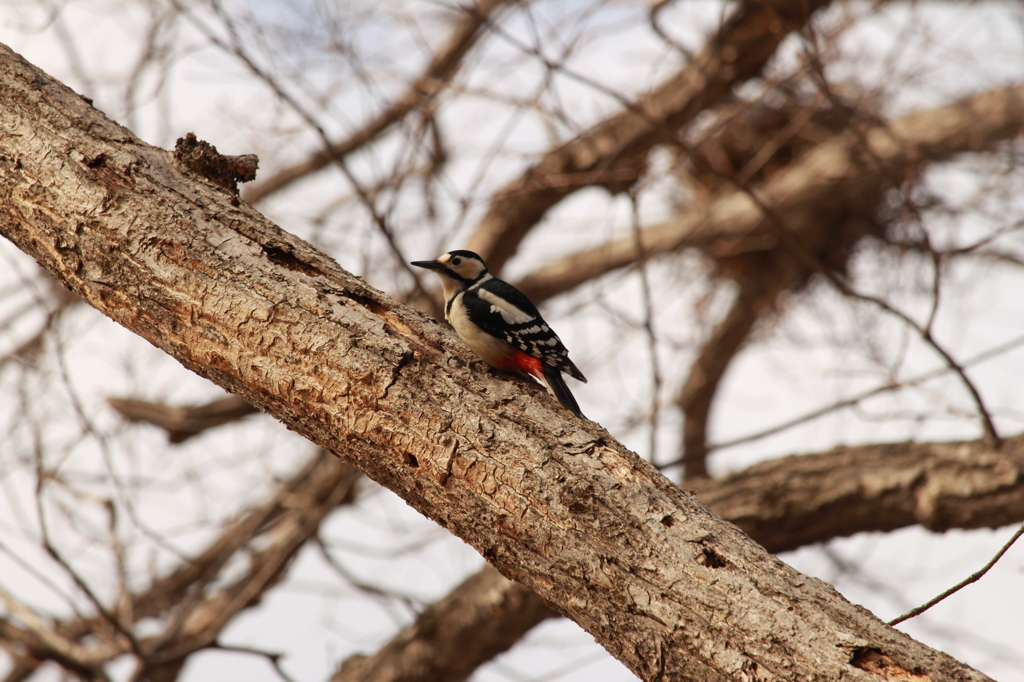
[412,250,587,417]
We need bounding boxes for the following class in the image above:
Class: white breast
[447,292,512,364]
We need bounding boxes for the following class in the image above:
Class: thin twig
[888,521,1024,627]
[629,191,663,463]
[210,643,299,682]
[701,331,1024,455]
[31,405,144,658]
[178,0,432,300]
[243,0,511,203]
[744,184,1003,449]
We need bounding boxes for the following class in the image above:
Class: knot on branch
[174,132,259,195]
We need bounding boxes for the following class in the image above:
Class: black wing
[462,279,587,382]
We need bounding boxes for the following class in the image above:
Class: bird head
[411,250,490,296]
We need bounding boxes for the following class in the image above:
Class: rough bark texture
[0,43,996,682]
[100,396,1024,682]
[337,432,1024,681]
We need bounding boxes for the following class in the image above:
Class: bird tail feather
[542,367,584,418]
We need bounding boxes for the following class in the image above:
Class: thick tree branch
[695,434,1024,554]
[0,43,995,682]
[101,393,558,682]
[514,83,1024,304]
[109,391,1024,680]
[340,432,1024,681]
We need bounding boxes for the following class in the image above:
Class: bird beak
[411,259,444,271]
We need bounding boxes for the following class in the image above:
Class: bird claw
[466,358,488,379]
[448,355,486,378]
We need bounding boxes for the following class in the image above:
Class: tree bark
[102,396,1024,681]
[696,434,1024,553]
[337,432,1024,681]
[0,43,995,682]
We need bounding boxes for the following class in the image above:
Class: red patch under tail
[492,348,544,380]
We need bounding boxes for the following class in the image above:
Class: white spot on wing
[477,288,535,325]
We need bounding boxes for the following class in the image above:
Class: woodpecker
[411,250,587,418]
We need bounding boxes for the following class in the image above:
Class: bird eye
[451,257,462,266]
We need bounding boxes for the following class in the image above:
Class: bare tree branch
[105,387,1024,679]
[101,390,1024,680]
[694,434,1024,553]
[888,522,1024,627]
[242,0,513,204]
[341,431,1024,681]
[1,449,359,680]
[131,454,359,679]
[107,395,258,442]
[333,565,556,682]
[514,84,1024,304]
[467,0,835,274]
